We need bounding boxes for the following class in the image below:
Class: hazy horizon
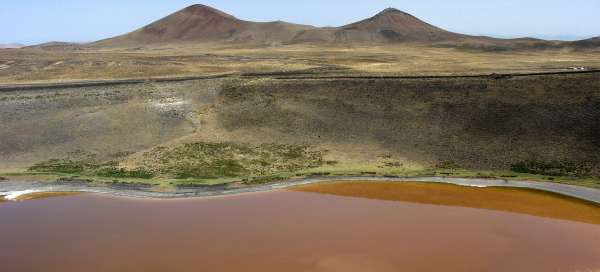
[2,0,599,45]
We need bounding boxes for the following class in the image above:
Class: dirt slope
[2,73,599,177]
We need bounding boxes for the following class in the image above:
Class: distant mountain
[293,8,466,43]
[27,41,83,51]
[92,5,475,47]
[572,36,600,48]
[87,4,597,49]
[0,43,24,49]
[93,4,315,47]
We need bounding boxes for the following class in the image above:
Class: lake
[1,181,599,272]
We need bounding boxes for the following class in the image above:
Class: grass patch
[28,158,89,174]
[95,167,155,179]
[27,151,155,180]
[141,142,325,180]
[242,175,287,185]
[21,148,600,190]
[25,142,325,185]
[511,160,593,177]
[437,160,462,170]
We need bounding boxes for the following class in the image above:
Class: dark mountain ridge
[71,4,599,49]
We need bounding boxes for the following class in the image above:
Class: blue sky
[2,0,599,45]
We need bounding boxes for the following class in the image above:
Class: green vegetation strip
[141,142,324,179]
[21,145,600,190]
[27,142,326,183]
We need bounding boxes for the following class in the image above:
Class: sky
[2,0,599,45]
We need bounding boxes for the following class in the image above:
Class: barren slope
[93,4,315,47]
[573,37,600,48]
[2,73,599,182]
[293,8,467,43]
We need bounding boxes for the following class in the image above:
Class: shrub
[95,167,155,179]
[511,160,592,177]
[242,175,284,185]
[437,160,461,170]
[28,159,87,174]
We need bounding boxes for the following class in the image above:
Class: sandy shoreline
[1,176,600,204]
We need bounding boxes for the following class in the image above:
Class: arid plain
[2,4,600,272]
[1,4,600,191]
[1,43,600,84]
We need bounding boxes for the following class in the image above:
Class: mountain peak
[377,8,409,16]
[381,8,401,13]
[182,4,236,19]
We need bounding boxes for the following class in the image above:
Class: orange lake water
[1,181,599,272]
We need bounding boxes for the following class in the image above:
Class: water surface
[1,181,599,272]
